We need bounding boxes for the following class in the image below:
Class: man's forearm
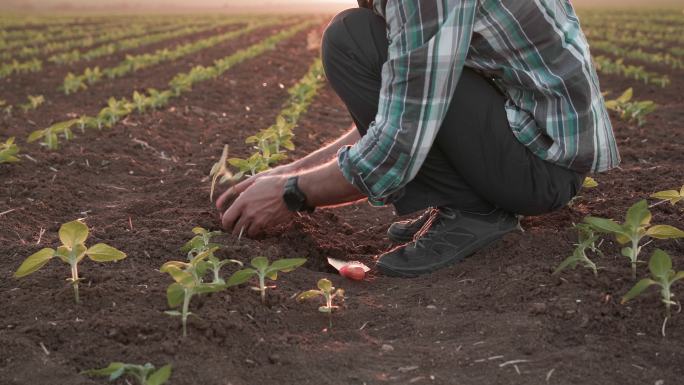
[298,159,365,208]
[288,126,359,172]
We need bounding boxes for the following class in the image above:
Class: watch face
[283,191,302,211]
[283,177,305,212]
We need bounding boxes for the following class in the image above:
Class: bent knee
[322,8,382,58]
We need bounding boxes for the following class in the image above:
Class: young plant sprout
[650,185,684,207]
[14,220,126,303]
[28,119,77,150]
[226,256,306,304]
[180,227,241,284]
[228,152,272,180]
[568,177,599,207]
[19,94,44,113]
[297,278,345,328]
[82,362,172,385]
[604,88,656,126]
[621,249,684,337]
[161,248,227,337]
[554,224,603,276]
[209,145,236,202]
[584,200,684,279]
[583,177,598,188]
[0,137,20,164]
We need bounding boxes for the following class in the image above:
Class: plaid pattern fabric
[337,0,620,205]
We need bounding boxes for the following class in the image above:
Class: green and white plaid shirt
[338,0,620,205]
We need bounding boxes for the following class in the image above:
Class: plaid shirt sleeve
[337,0,478,205]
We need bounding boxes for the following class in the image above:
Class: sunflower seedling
[181,226,241,284]
[14,220,126,303]
[19,94,44,113]
[0,137,20,164]
[554,224,603,276]
[650,185,684,207]
[82,362,172,385]
[209,145,237,202]
[622,249,684,337]
[584,200,684,279]
[605,88,656,126]
[228,152,271,180]
[227,256,306,304]
[28,119,77,150]
[568,177,599,207]
[297,278,345,328]
[161,249,227,337]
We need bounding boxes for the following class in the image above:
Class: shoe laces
[413,207,457,248]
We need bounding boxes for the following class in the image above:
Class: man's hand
[215,164,293,213]
[220,175,293,238]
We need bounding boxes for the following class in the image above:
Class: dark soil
[0,15,683,385]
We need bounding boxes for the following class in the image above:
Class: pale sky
[2,0,681,11]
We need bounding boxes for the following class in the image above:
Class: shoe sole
[377,225,516,277]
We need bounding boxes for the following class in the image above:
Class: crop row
[593,55,670,88]
[590,39,683,70]
[0,15,213,49]
[585,26,684,48]
[586,31,684,58]
[46,18,244,66]
[27,20,316,151]
[211,58,325,198]
[0,19,246,80]
[61,19,281,95]
[1,18,216,62]
[0,17,171,52]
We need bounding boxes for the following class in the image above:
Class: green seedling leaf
[0,137,20,164]
[649,249,672,278]
[251,256,269,271]
[86,243,126,262]
[81,362,126,377]
[582,177,598,188]
[166,283,185,308]
[625,200,651,228]
[226,268,256,286]
[268,258,307,273]
[14,248,54,278]
[646,225,684,239]
[147,364,172,385]
[58,220,89,248]
[298,290,322,300]
[584,217,625,234]
[622,278,656,303]
[318,277,333,292]
[650,187,683,205]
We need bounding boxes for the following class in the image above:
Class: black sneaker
[377,207,519,277]
[387,208,435,243]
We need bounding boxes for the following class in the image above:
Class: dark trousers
[322,8,583,216]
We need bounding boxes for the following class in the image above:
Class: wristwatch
[283,176,315,213]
